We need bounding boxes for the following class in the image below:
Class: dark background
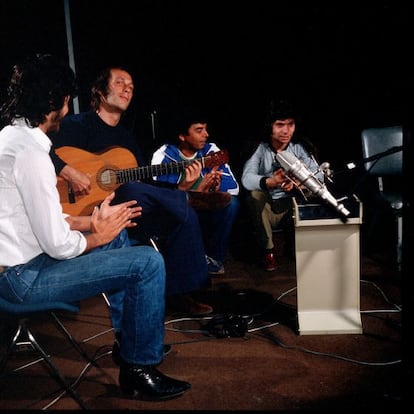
[0,0,411,380]
[0,1,411,164]
[0,1,411,258]
[0,0,412,372]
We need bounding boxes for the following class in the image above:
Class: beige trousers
[245,190,293,251]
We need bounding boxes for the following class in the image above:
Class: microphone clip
[319,162,334,183]
[284,174,309,201]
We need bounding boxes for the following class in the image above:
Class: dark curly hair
[263,98,300,138]
[0,53,77,128]
[263,98,319,160]
[174,106,209,137]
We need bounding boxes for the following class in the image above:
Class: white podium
[293,198,363,335]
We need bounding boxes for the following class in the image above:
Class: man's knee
[249,190,267,202]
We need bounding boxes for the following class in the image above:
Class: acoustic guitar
[55,146,229,216]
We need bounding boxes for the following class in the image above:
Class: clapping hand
[90,193,142,244]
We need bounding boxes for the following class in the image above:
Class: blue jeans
[197,195,240,263]
[0,230,166,366]
[114,182,210,295]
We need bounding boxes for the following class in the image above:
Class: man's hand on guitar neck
[178,160,203,191]
[60,164,91,195]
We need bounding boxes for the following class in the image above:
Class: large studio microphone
[276,151,350,217]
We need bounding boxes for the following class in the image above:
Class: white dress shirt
[0,120,87,267]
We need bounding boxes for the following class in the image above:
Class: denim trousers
[114,182,210,295]
[197,195,240,263]
[0,230,166,366]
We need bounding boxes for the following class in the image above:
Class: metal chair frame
[0,299,89,409]
[361,125,403,271]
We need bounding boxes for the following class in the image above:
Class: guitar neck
[117,157,208,184]
[56,146,228,216]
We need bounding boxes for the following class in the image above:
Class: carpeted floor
[0,230,404,411]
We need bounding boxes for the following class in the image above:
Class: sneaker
[206,256,225,275]
[263,253,277,272]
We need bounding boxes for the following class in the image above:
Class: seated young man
[151,107,240,275]
[241,99,323,271]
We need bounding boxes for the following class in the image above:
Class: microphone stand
[362,145,403,164]
[345,145,402,195]
[345,145,403,172]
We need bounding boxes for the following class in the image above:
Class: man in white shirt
[0,53,190,401]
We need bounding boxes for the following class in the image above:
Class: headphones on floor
[204,314,248,338]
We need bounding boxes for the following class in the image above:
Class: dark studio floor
[0,219,405,412]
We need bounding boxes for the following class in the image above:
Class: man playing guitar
[49,66,229,321]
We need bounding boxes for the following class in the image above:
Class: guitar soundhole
[97,168,117,191]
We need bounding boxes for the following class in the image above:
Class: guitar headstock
[205,150,230,168]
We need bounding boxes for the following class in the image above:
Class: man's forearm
[49,148,67,175]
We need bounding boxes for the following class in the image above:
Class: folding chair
[0,297,89,409]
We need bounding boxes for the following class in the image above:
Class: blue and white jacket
[151,142,239,195]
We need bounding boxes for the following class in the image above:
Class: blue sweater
[151,142,240,196]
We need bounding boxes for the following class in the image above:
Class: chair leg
[0,320,26,373]
[101,292,111,307]
[50,311,97,366]
[396,215,403,271]
[1,317,88,410]
[24,322,88,409]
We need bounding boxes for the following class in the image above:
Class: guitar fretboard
[116,158,211,184]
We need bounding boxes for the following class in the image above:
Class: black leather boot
[119,363,191,400]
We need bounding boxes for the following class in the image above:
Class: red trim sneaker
[263,253,277,271]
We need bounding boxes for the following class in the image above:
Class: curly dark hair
[174,106,209,137]
[263,98,319,160]
[263,98,299,138]
[0,53,77,128]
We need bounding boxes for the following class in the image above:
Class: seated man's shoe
[187,191,231,210]
[262,252,277,272]
[119,364,191,401]
[167,294,213,316]
[112,334,172,366]
[206,255,225,275]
